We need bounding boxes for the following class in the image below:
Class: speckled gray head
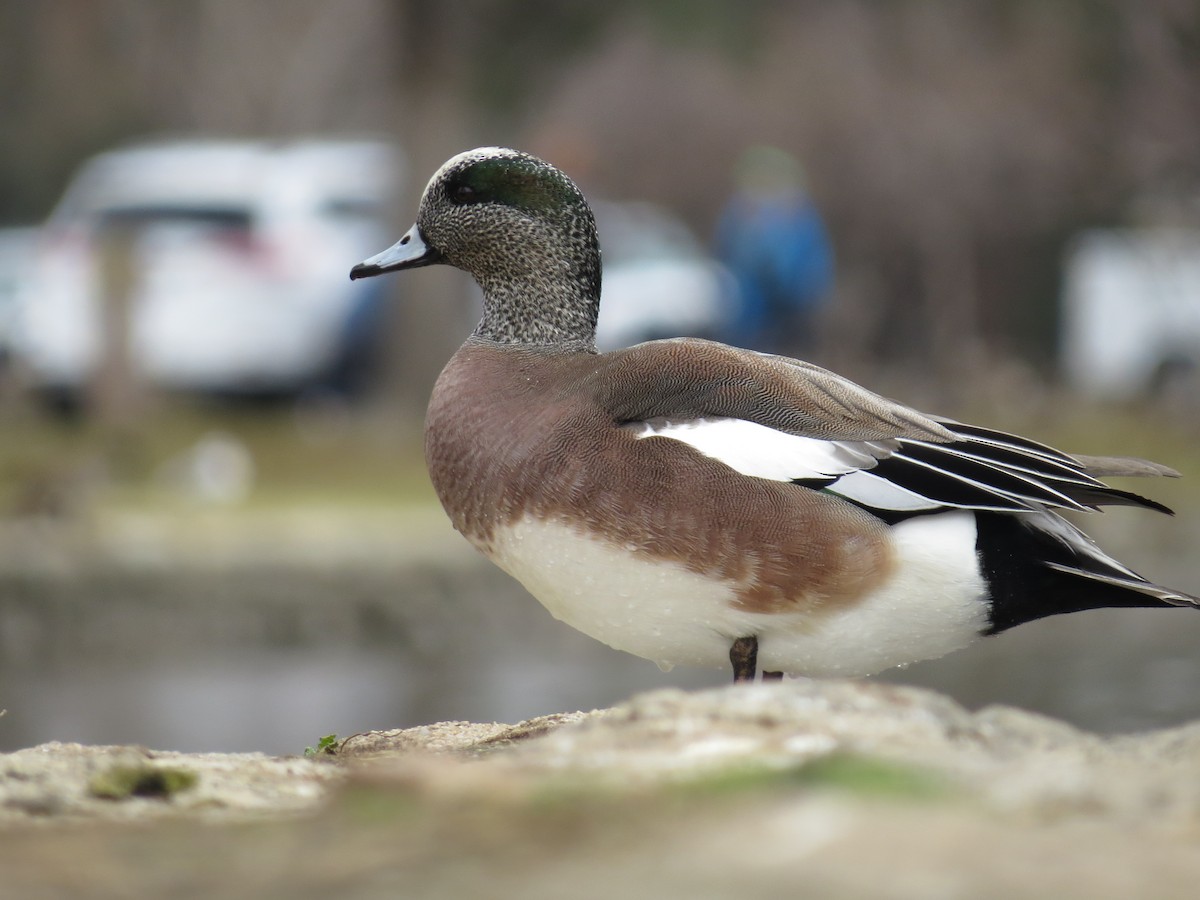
[351,147,602,350]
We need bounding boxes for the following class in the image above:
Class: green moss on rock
[89,764,199,800]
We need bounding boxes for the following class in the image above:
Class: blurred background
[2,0,1200,754]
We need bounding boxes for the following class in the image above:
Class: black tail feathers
[976,511,1199,635]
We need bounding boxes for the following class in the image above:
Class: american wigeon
[351,147,1198,682]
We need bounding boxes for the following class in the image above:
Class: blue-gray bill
[350,224,441,280]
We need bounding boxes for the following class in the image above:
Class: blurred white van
[591,200,734,350]
[13,138,403,397]
[1061,229,1200,400]
[0,227,38,360]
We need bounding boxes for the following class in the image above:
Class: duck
[350,147,1199,682]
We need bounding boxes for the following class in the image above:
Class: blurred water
[2,514,1200,755]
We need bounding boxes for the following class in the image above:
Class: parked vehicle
[1061,229,1200,400]
[591,201,735,350]
[12,138,403,397]
[0,227,38,363]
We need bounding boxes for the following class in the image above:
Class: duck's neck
[472,261,601,350]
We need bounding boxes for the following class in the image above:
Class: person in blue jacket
[715,146,834,355]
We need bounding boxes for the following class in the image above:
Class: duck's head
[351,147,601,349]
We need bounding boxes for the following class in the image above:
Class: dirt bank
[3,679,1200,898]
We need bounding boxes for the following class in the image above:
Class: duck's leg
[729,636,758,682]
[762,670,784,681]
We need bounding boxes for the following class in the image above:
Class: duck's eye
[451,184,477,204]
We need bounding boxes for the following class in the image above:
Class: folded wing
[608,339,1172,518]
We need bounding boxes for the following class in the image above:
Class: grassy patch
[0,402,436,514]
[678,753,951,802]
[790,753,950,799]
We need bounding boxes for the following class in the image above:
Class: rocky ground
[3,679,1200,899]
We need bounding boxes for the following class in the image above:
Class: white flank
[627,417,893,484]
[485,510,988,677]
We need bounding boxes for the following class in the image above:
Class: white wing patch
[626,417,895,484]
[625,416,1102,515]
[822,470,943,512]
